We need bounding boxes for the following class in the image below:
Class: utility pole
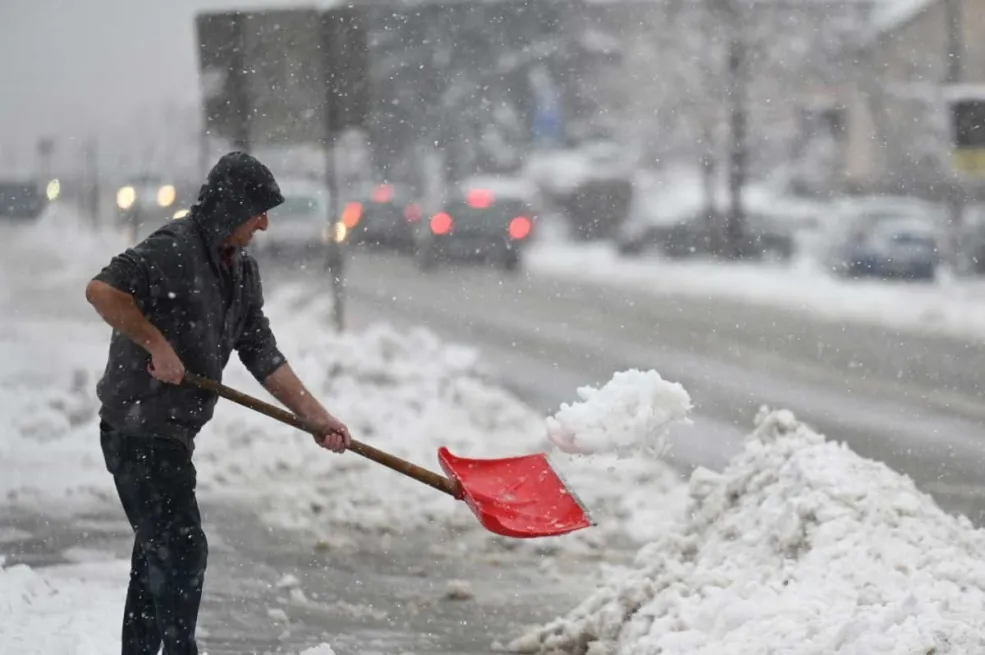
[324,135,346,332]
[83,138,100,227]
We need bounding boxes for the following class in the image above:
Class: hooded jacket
[93,152,286,451]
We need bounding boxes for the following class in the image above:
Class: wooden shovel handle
[184,372,461,498]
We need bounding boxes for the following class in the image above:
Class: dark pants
[100,421,207,655]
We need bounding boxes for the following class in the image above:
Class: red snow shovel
[185,373,595,539]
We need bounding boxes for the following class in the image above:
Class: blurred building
[840,0,985,199]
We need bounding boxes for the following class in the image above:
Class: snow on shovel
[184,373,595,539]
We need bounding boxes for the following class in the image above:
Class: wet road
[314,249,985,522]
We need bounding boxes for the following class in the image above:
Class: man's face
[223,212,269,249]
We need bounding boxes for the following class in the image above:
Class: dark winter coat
[93,152,286,451]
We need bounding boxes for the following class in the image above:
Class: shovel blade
[438,447,594,538]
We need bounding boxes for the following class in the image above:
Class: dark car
[825,214,941,281]
[0,181,47,221]
[414,186,535,272]
[341,183,420,253]
[617,207,795,261]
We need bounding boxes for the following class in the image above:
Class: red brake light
[467,189,494,209]
[430,212,453,235]
[372,184,394,203]
[341,201,363,228]
[405,202,421,222]
[509,216,532,240]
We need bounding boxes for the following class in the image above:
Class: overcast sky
[0,0,309,173]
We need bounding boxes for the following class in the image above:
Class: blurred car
[615,176,800,262]
[414,181,536,272]
[0,181,47,221]
[115,174,194,242]
[824,212,941,280]
[253,178,331,258]
[338,182,419,253]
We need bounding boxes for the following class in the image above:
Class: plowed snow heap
[510,409,985,654]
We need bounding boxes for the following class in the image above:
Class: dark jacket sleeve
[236,259,287,382]
[91,232,171,303]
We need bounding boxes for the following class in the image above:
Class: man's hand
[148,341,186,384]
[262,363,352,454]
[306,409,352,454]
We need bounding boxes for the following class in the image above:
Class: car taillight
[341,201,363,228]
[372,184,394,203]
[467,189,494,209]
[509,216,532,240]
[405,202,421,222]
[431,212,453,235]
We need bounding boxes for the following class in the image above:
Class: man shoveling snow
[85,152,353,655]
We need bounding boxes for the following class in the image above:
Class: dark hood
[190,152,285,249]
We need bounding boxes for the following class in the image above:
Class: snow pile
[509,409,985,654]
[298,645,337,655]
[546,369,690,457]
[194,282,685,549]
[0,559,128,654]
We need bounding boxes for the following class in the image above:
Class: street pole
[325,134,346,332]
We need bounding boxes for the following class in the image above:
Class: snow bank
[546,369,690,457]
[0,272,684,550]
[0,559,127,654]
[509,409,985,654]
[196,283,685,551]
[528,242,985,342]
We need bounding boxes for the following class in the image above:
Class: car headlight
[117,186,136,210]
[46,178,61,201]
[172,208,190,220]
[323,222,347,244]
[157,185,177,208]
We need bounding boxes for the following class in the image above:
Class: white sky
[0,0,309,173]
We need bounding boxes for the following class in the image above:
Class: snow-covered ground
[527,241,985,342]
[6,204,985,654]
[0,553,339,655]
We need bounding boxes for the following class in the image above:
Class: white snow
[527,241,985,342]
[298,645,338,655]
[0,558,128,655]
[545,369,691,457]
[0,554,339,655]
[509,408,985,654]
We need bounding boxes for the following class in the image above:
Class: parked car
[253,178,331,259]
[824,212,941,280]
[0,181,47,221]
[615,175,802,262]
[414,179,537,272]
[338,182,419,253]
